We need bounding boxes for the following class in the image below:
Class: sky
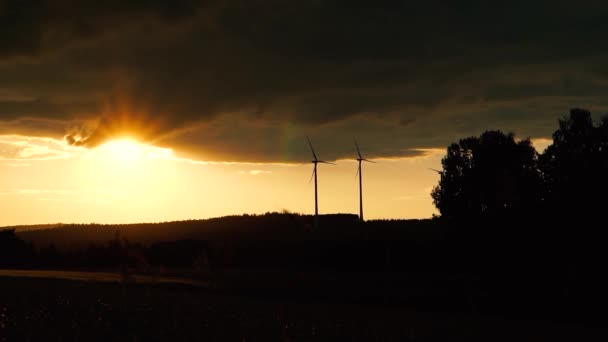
[0,1,605,225]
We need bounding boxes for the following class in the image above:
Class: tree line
[432,108,608,221]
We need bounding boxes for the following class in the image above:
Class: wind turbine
[307,137,335,228]
[355,139,375,222]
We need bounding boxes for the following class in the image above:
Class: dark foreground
[0,275,602,341]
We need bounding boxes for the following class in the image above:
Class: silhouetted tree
[536,109,608,308]
[539,108,608,217]
[432,130,541,219]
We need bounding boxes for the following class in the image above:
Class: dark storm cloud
[1,0,608,161]
[0,0,203,58]
[0,98,97,120]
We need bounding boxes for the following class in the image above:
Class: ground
[0,275,599,341]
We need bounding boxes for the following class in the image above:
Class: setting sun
[96,139,146,162]
[90,139,174,164]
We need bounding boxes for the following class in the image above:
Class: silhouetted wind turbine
[355,139,375,222]
[307,137,335,228]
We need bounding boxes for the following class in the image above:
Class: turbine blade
[306,136,318,161]
[354,138,362,159]
[309,168,316,184]
[318,161,336,165]
[356,164,360,178]
[428,168,442,173]
[362,158,376,163]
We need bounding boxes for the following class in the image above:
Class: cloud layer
[1,1,608,162]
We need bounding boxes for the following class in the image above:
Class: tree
[539,108,608,216]
[432,130,541,219]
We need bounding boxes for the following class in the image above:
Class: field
[0,274,598,341]
[3,214,607,340]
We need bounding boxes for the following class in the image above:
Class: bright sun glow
[97,139,146,161]
[92,138,173,162]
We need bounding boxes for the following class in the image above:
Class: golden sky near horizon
[0,134,553,226]
[0,135,440,225]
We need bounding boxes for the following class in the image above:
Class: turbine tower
[307,137,335,228]
[355,139,375,222]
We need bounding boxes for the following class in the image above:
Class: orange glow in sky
[0,134,554,226]
[0,134,451,226]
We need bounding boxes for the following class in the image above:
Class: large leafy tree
[539,108,608,215]
[432,130,541,219]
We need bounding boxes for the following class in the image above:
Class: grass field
[0,274,600,341]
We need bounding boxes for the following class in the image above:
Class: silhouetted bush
[0,229,35,267]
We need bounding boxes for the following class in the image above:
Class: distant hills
[2,223,66,232]
[13,213,435,250]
